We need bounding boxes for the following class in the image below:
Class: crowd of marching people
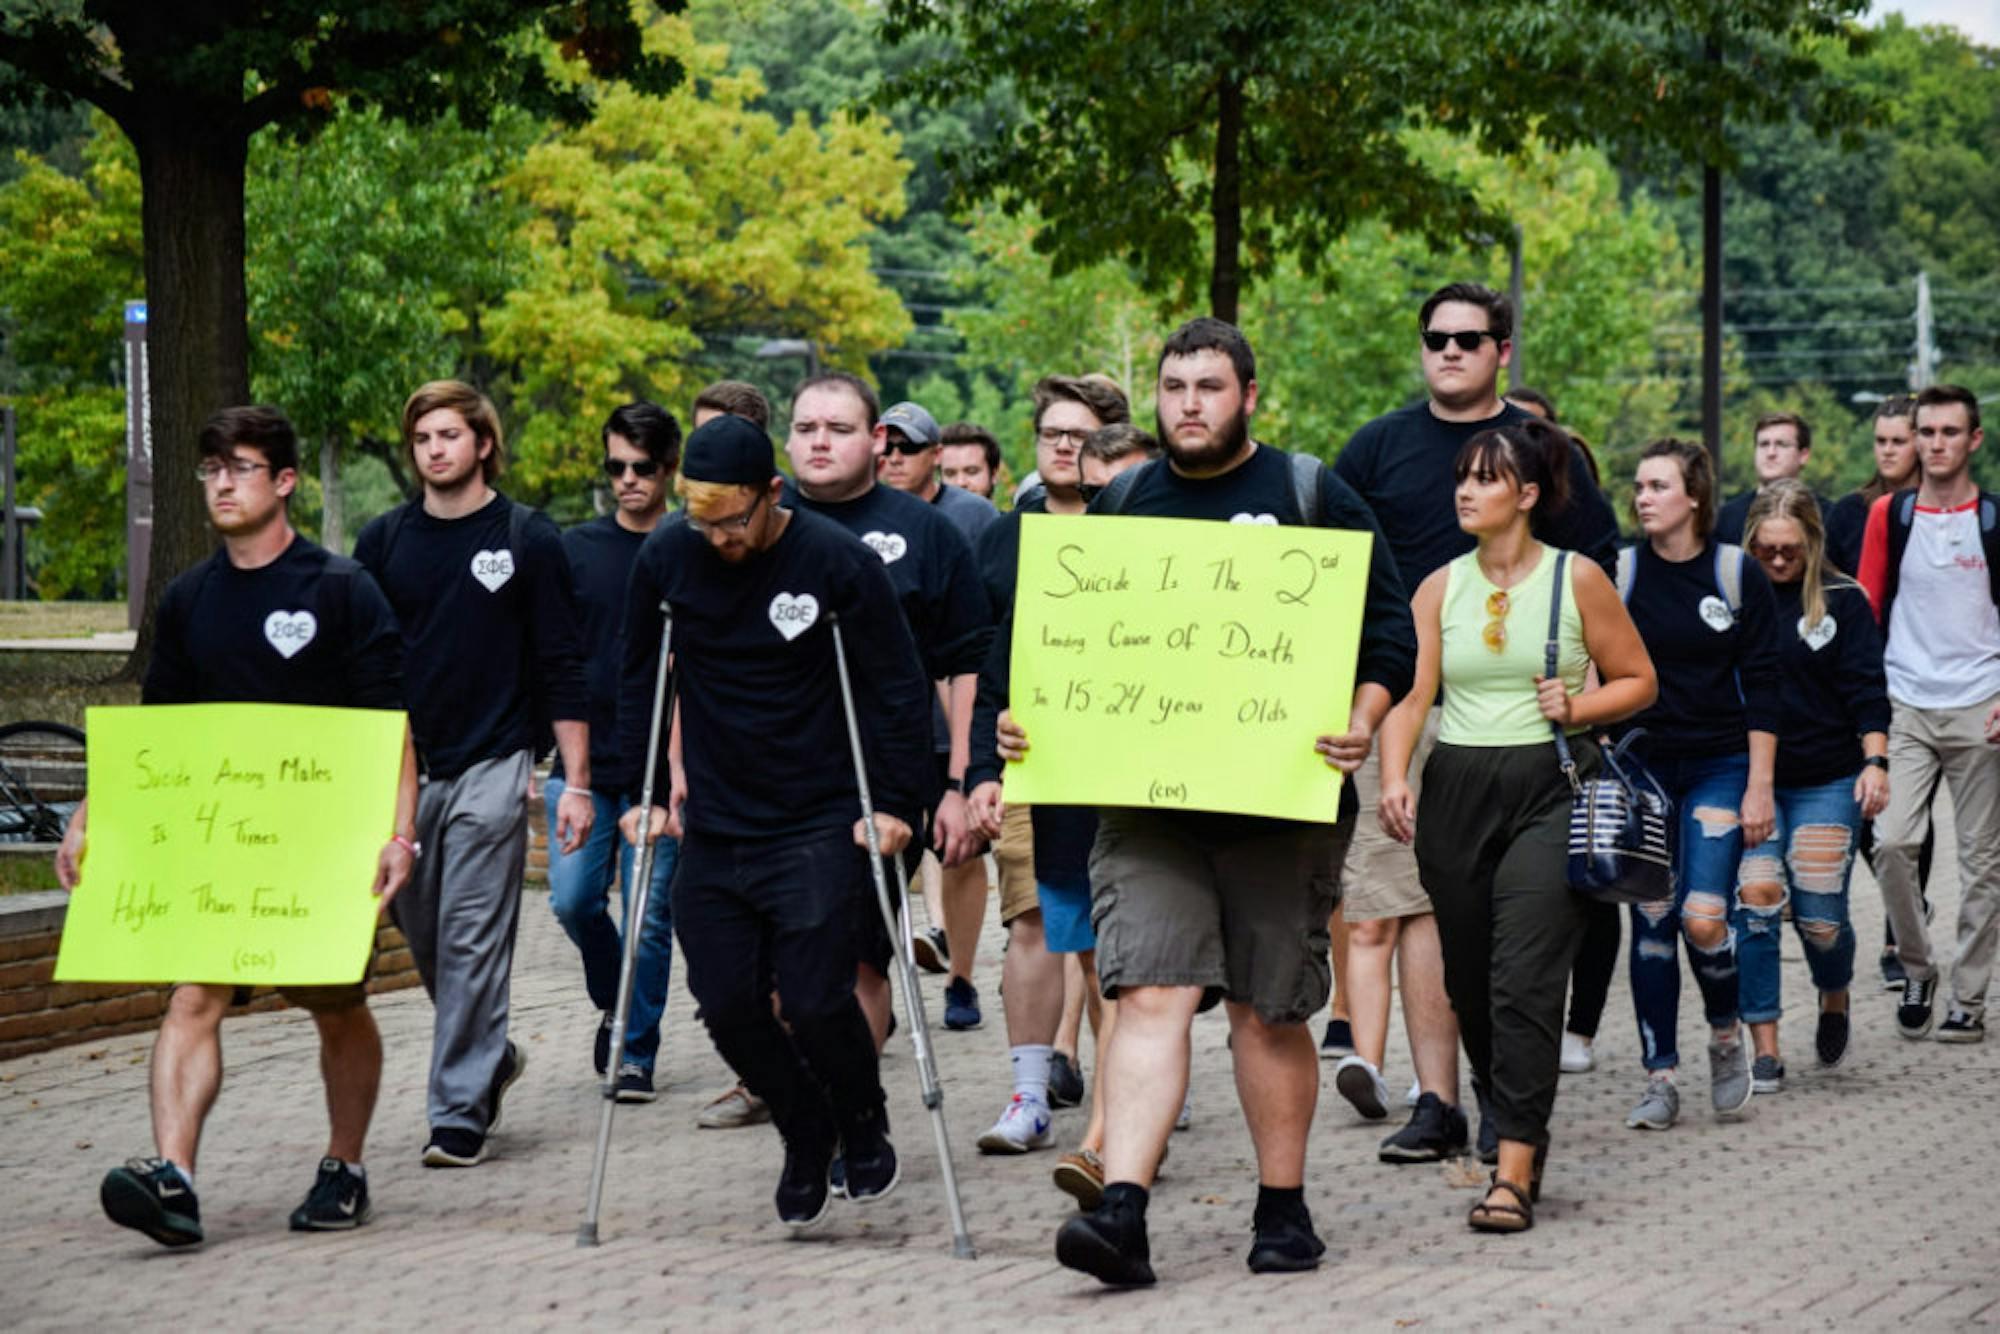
[51,279,1997,1288]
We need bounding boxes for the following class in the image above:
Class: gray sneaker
[1625,1075,1680,1130]
[1708,1033,1754,1116]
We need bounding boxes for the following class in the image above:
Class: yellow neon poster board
[55,704,405,985]
[1005,513,1371,823]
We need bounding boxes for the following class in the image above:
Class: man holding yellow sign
[971,320,1415,1286]
[55,406,418,1249]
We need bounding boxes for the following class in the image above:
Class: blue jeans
[1735,776,1860,1023]
[545,775,677,1071]
[1629,753,1747,1071]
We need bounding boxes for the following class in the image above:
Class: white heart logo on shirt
[1698,595,1733,632]
[860,530,908,563]
[1230,512,1280,525]
[769,592,820,641]
[1800,615,1837,651]
[470,549,515,592]
[263,609,318,659]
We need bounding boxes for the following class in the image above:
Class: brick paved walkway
[6,824,1999,1329]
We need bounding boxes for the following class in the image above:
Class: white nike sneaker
[1560,1031,1596,1074]
[976,1094,1054,1154]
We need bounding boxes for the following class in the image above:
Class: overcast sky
[1877,0,2000,44]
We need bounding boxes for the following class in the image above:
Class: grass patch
[0,601,128,640]
[0,849,61,894]
[0,649,139,730]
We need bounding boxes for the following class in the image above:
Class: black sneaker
[1319,1017,1355,1060]
[1246,1202,1326,1273]
[593,1012,614,1076]
[422,1126,487,1168]
[943,977,982,1030]
[486,1040,527,1133]
[614,1062,657,1103]
[911,926,950,975]
[1048,1051,1086,1108]
[1879,950,1907,990]
[1816,1009,1851,1068]
[1378,1092,1468,1163]
[842,1111,900,1205]
[1937,1010,1986,1043]
[1475,1109,1499,1165]
[1897,975,1937,1039]
[776,1137,834,1229]
[289,1157,372,1231]
[1056,1200,1156,1286]
[100,1157,203,1248]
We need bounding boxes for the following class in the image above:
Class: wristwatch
[1862,756,1889,772]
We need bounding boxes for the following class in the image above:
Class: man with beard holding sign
[989,319,1415,1285]
[617,415,935,1229]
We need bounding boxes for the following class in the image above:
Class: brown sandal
[1468,1175,1534,1233]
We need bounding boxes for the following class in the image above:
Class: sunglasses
[1482,589,1511,653]
[1749,542,1804,564]
[603,458,662,479]
[1421,329,1496,353]
[882,435,933,457]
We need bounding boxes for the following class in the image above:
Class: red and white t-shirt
[1858,496,2000,709]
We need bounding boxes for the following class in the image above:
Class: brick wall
[0,802,548,1061]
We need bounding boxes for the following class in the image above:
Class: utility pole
[1910,270,1937,391]
[1508,223,1525,389]
[1700,35,1724,470]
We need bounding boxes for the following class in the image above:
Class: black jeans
[1566,901,1621,1039]
[1416,739,1595,1149]
[674,827,885,1149]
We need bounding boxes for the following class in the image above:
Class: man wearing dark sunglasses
[1328,282,1618,1168]
[876,399,998,545]
[546,401,684,1104]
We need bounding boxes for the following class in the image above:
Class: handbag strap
[1543,549,1580,793]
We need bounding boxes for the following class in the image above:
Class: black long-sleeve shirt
[1824,492,1869,576]
[968,444,1416,828]
[1620,541,1784,761]
[354,491,586,780]
[617,507,935,838]
[973,493,1049,617]
[1334,400,1618,587]
[559,514,651,790]
[1770,579,1890,788]
[145,536,403,709]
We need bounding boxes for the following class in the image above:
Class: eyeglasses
[1482,589,1511,653]
[602,458,662,479]
[1037,426,1092,449]
[194,458,272,482]
[882,435,933,457]
[1422,329,1496,353]
[1749,541,1804,564]
[686,490,765,536]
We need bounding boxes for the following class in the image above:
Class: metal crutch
[827,612,977,1260]
[578,600,673,1247]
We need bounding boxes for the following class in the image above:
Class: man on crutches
[616,415,938,1229]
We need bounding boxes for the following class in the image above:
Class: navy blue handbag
[1543,551,1676,905]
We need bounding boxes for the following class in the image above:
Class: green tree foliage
[485,12,911,500]
[882,1,1875,324]
[0,120,139,597]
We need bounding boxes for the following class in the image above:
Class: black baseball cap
[680,413,776,485]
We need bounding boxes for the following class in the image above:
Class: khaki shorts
[221,948,374,1014]
[1089,809,1352,1024]
[1341,706,1441,922]
[995,802,1038,925]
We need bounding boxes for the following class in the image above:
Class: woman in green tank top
[1377,419,1656,1233]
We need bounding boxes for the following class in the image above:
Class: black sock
[1256,1184,1306,1219]
[1101,1181,1150,1217]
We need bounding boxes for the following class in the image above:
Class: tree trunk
[320,433,344,554]
[120,103,251,680]
[1209,72,1245,325]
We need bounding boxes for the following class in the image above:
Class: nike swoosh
[337,1198,357,1216]
[158,1184,185,1198]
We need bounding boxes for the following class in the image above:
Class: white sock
[1010,1044,1053,1105]
[343,1160,366,1179]
[168,1161,194,1191]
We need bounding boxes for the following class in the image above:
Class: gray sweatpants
[394,749,532,1133]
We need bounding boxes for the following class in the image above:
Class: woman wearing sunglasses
[1736,481,1888,1084]
[1618,439,1783,1132]
[1378,419,1654,1233]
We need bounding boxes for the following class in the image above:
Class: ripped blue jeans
[1734,776,1859,1023]
[1629,753,1747,1071]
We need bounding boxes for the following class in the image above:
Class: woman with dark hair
[1379,419,1655,1232]
[1736,481,1889,1083]
[1617,439,1783,1132]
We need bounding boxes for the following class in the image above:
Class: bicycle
[0,720,86,843]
